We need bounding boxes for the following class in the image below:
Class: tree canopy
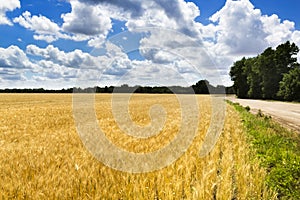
[230,41,300,101]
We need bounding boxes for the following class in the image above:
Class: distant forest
[0,80,234,94]
[230,41,300,101]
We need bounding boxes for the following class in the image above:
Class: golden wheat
[0,94,276,199]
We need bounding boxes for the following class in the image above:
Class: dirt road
[227,96,300,132]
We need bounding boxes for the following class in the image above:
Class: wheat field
[0,94,276,199]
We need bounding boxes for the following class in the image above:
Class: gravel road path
[227,96,300,132]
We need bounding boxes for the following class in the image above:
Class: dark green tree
[278,66,300,101]
[245,57,262,99]
[192,80,210,94]
[230,57,249,98]
[229,41,300,101]
[257,47,276,99]
[273,41,299,99]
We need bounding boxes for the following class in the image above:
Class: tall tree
[192,80,210,94]
[230,57,249,98]
[273,41,299,99]
[245,57,262,99]
[258,47,276,99]
[278,66,300,101]
[229,41,300,101]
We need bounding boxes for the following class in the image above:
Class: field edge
[228,100,300,199]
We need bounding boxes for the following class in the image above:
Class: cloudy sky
[0,0,299,89]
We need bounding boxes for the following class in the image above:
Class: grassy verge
[228,101,300,199]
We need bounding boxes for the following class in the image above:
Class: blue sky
[0,0,299,89]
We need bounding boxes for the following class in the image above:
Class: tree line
[230,41,300,101]
[0,80,233,94]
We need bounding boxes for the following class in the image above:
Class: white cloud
[209,0,268,55]
[36,60,78,80]
[87,35,107,48]
[13,9,95,44]
[0,45,34,83]
[26,44,105,69]
[62,1,112,36]
[154,0,201,37]
[125,3,178,31]
[2,0,300,88]
[13,11,60,42]
[0,0,20,26]
[123,0,202,38]
[207,0,300,57]
[71,0,229,85]
[108,59,200,87]
[14,11,60,34]
[78,0,144,18]
[0,67,24,81]
[61,0,114,47]
[33,34,57,43]
[24,40,204,87]
[1,44,89,85]
[262,14,295,46]
[0,45,33,69]
[69,0,203,46]
[77,0,201,37]
[13,1,115,46]
[0,45,89,87]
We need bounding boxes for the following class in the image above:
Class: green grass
[228,101,300,199]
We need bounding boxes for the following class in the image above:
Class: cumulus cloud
[30,39,203,87]
[26,44,104,69]
[138,29,217,78]
[13,11,61,42]
[33,34,57,43]
[153,0,200,37]
[262,14,295,46]
[0,43,175,88]
[78,0,144,18]
[102,42,136,76]
[76,0,201,35]
[2,0,300,88]
[36,60,78,80]
[0,46,33,83]
[13,7,105,44]
[0,45,86,88]
[66,0,243,85]
[61,0,156,47]
[209,0,268,55]
[0,0,20,26]
[62,1,112,36]
[0,45,33,69]
[14,11,60,34]
[124,0,202,39]
[25,42,138,84]
[0,45,94,87]
[0,69,25,81]
[108,59,200,86]
[207,0,300,58]
[12,1,118,45]
[10,0,201,47]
